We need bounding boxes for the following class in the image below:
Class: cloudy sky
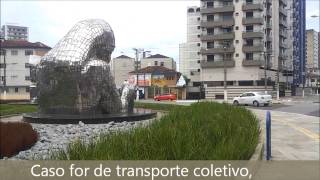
[1,0,319,68]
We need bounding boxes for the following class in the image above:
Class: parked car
[30,97,38,104]
[154,93,177,101]
[233,92,272,107]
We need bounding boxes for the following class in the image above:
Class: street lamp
[223,41,229,102]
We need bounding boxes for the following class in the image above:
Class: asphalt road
[248,101,320,117]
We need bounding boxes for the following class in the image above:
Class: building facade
[129,66,184,99]
[179,6,203,99]
[1,25,29,41]
[292,0,306,95]
[141,54,176,70]
[0,40,51,101]
[110,55,135,88]
[306,29,319,92]
[192,0,293,99]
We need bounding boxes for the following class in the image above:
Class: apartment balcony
[242,3,263,11]
[242,31,264,39]
[266,10,272,17]
[200,60,235,68]
[201,19,235,28]
[266,36,272,42]
[242,44,264,52]
[200,32,235,41]
[242,59,264,66]
[266,22,272,29]
[279,41,287,48]
[200,47,235,55]
[279,53,287,60]
[242,17,264,25]
[279,19,287,27]
[200,5,234,14]
[279,30,287,38]
[279,7,287,16]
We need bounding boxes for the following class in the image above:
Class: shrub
[50,102,260,160]
[0,121,38,158]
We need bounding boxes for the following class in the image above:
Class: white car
[233,92,272,107]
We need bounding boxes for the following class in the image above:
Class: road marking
[274,119,320,141]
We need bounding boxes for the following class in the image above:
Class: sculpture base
[23,108,157,124]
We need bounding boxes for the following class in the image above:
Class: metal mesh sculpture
[37,19,134,115]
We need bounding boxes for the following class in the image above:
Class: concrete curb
[0,114,22,119]
[250,128,264,161]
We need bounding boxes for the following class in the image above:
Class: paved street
[139,96,320,160]
[252,109,319,160]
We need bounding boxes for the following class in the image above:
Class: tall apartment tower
[292,0,306,95]
[306,29,319,71]
[1,25,29,41]
[179,6,202,98]
[198,0,292,99]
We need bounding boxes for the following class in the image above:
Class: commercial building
[306,29,319,93]
[111,55,135,88]
[129,66,185,99]
[141,54,176,70]
[1,25,29,41]
[180,0,295,99]
[0,40,51,102]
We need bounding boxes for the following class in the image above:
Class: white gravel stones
[11,118,154,160]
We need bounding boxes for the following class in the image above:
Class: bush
[0,104,37,116]
[0,121,38,158]
[50,102,260,160]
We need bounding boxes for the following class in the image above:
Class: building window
[154,61,158,66]
[25,76,31,80]
[235,26,239,30]
[0,50,6,56]
[197,26,200,29]
[207,28,214,35]
[197,17,200,21]
[25,50,33,56]
[11,50,18,56]
[246,12,254,18]
[207,1,213,8]
[207,55,215,61]
[246,53,254,60]
[235,40,239,44]
[160,62,164,66]
[197,69,201,72]
[246,25,253,32]
[246,39,254,46]
[26,87,30,92]
[207,15,214,21]
[197,43,201,46]
[188,8,194,13]
[15,87,19,93]
[235,12,239,16]
[239,81,254,86]
[235,53,239,57]
[0,63,5,68]
[197,34,200,38]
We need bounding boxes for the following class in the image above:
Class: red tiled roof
[130,66,178,75]
[0,40,51,49]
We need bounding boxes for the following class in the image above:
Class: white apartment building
[179,6,203,98]
[1,25,29,41]
[179,0,293,99]
[111,55,135,88]
[141,54,176,70]
[0,40,51,101]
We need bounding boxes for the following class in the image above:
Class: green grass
[50,102,260,160]
[134,102,181,111]
[0,104,37,116]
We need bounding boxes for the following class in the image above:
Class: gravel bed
[9,119,154,160]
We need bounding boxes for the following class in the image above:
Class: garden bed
[50,102,260,160]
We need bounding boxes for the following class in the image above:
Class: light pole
[223,41,229,102]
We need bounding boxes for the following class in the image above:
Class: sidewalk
[251,109,319,160]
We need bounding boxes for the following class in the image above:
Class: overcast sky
[1,0,319,67]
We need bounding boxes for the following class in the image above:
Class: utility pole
[223,41,228,102]
[264,52,267,93]
[133,48,140,100]
[276,56,280,101]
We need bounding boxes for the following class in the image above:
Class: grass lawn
[50,102,260,160]
[0,104,37,116]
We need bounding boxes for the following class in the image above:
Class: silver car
[233,92,272,107]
